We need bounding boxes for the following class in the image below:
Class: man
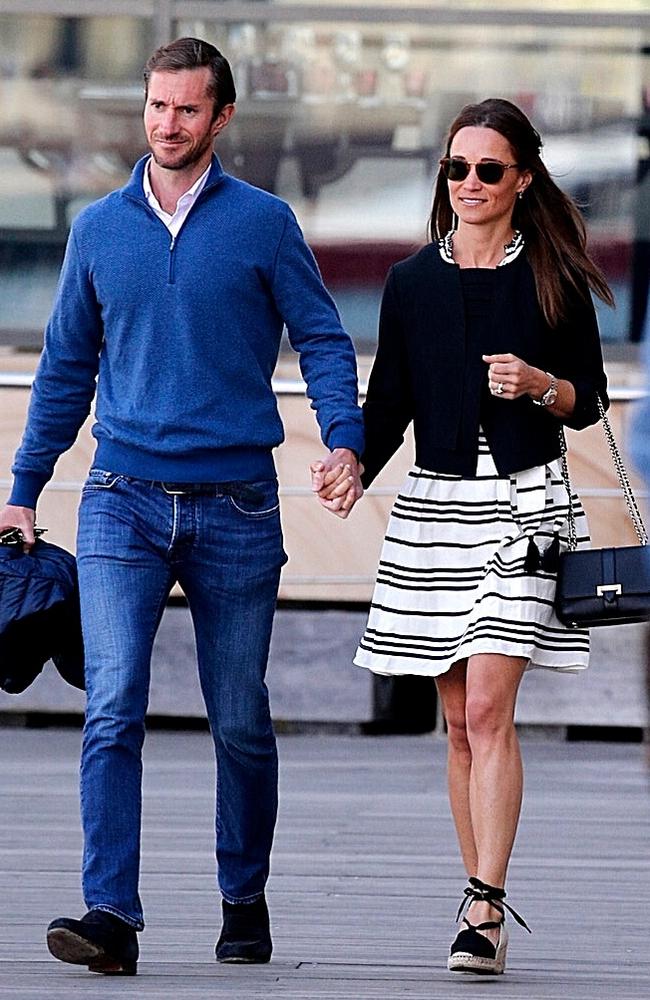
[0,37,363,974]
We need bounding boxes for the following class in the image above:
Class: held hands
[0,504,36,552]
[483,353,550,401]
[310,447,364,519]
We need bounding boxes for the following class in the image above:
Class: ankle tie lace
[456,876,531,933]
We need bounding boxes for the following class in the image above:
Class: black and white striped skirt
[354,434,590,677]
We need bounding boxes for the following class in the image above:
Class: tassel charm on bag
[523,536,540,574]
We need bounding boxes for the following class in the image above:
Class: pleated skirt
[354,434,590,677]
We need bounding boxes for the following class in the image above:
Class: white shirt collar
[143,157,211,234]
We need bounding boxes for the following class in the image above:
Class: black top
[458,268,498,457]
[360,244,608,487]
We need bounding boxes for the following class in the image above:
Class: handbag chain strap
[559,395,648,552]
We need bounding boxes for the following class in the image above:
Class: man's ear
[212,103,236,139]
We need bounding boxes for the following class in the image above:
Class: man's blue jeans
[75,470,287,930]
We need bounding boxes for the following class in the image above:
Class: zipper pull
[168,235,177,284]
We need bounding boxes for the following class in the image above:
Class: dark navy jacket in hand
[0,539,84,694]
[361,243,608,487]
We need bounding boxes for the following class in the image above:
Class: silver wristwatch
[532,373,558,407]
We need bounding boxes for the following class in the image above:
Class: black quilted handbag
[555,396,650,629]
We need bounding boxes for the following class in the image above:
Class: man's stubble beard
[149,133,215,172]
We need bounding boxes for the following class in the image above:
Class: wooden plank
[0,729,649,999]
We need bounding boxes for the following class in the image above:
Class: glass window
[0,3,647,351]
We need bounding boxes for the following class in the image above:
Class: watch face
[543,386,558,406]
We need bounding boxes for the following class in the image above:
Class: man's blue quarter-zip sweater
[10,156,364,508]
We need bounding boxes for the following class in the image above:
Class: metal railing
[2,371,647,400]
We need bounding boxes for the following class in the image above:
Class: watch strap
[532,372,557,406]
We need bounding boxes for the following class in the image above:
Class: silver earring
[517,191,524,200]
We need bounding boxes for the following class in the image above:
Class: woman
[314,98,613,974]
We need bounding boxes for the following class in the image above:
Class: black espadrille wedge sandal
[447,876,530,975]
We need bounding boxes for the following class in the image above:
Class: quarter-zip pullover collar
[123,153,226,208]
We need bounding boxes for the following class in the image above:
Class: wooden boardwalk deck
[0,728,649,999]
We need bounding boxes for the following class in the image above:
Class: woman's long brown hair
[428,98,614,327]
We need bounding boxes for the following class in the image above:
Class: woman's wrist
[528,369,554,402]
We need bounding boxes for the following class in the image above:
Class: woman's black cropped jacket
[360,243,609,488]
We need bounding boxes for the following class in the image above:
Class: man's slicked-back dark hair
[143,37,236,120]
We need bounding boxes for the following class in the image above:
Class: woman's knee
[437,660,470,752]
[444,708,470,754]
[465,692,514,744]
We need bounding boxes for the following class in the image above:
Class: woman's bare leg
[463,653,527,936]
[437,653,527,942]
[435,659,477,875]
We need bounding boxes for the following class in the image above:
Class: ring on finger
[493,381,504,395]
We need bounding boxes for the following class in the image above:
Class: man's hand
[310,447,363,519]
[0,505,36,552]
